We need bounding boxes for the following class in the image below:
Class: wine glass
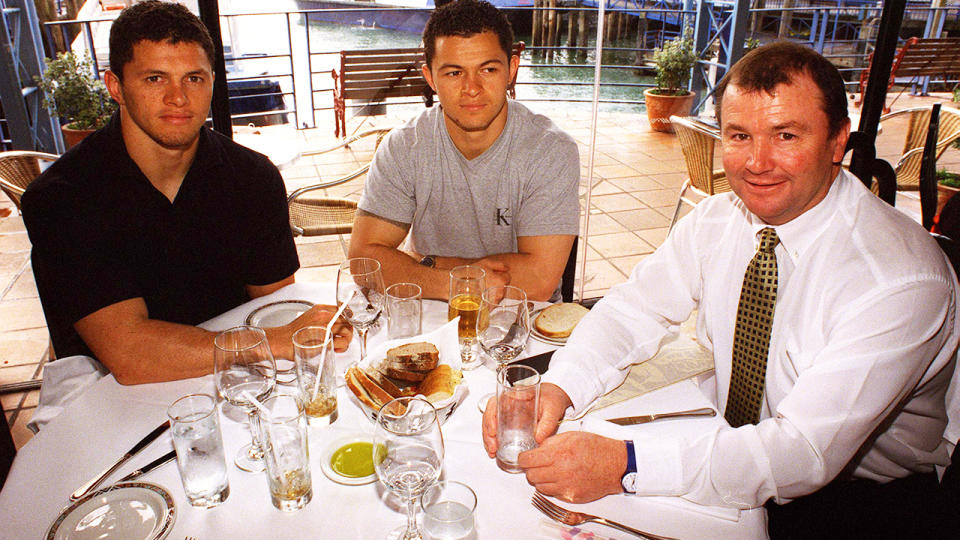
[214,326,277,472]
[373,397,445,540]
[477,286,530,411]
[337,257,386,360]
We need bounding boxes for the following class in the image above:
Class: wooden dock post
[546,0,557,61]
[577,4,588,62]
[532,0,542,51]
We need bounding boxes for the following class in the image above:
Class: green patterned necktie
[725,227,780,428]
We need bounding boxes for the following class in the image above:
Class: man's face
[422,31,518,141]
[720,74,850,225]
[105,39,213,151]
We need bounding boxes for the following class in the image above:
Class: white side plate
[46,482,175,540]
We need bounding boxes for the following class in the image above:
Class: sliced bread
[384,341,440,371]
[534,302,590,338]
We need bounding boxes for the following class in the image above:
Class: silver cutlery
[532,492,679,540]
[70,420,171,501]
[118,450,177,483]
[606,407,716,426]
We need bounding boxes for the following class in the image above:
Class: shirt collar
[746,169,845,264]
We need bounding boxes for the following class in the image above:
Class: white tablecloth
[0,282,766,539]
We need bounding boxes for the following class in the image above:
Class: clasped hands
[481,383,628,503]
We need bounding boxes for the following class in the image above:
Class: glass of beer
[448,265,485,370]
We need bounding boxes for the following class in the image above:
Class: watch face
[621,472,638,493]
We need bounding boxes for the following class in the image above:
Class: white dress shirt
[545,170,959,508]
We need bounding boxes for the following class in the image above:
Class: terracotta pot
[61,123,95,149]
[937,183,960,217]
[644,89,696,133]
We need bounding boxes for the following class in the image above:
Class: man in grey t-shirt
[349,0,580,301]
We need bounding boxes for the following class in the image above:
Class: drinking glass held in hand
[293,326,338,426]
[258,393,313,512]
[374,397,445,540]
[496,364,540,474]
[214,325,277,473]
[167,393,230,508]
[337,257,386,360]
[448,265,486,370]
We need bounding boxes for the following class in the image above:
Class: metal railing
[23,2,960,136]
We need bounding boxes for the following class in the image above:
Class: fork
[531,492,680,540]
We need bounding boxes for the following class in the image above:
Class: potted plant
[937,168,960,216]
[644,30,698,133]
[36,51,116,148]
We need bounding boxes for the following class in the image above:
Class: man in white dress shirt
[482,41,959,537]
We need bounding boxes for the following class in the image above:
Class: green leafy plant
[937,168,960,188]
[651,30,698,96]
[36,52,116,130]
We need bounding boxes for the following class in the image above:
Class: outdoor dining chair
[287,128,390,237]
[668,116,730,233]
[0,150,59,212]
[879,105,960,191]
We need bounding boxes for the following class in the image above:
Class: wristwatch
[419,254,437,268]
[621,440,637,493]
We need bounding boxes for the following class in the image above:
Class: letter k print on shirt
[496,207,512,226]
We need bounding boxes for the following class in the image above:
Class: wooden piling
[532,0,542,50]
[577,5,588,62]
[566,10,576,52]
[547,0,557,62]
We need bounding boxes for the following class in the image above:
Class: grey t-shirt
[359,100,580,258]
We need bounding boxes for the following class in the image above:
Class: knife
[70,420,171,501]
[606,407,717,426]
[118,450,177,483]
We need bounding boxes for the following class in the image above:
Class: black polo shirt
[22,113,299,359]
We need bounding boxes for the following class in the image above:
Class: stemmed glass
[477,286,530,410]
[214,326,277,473]
[337,257,386,360]
[373,397,445,540]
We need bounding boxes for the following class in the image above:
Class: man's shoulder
[201,127,277,173]
[509,101,576,148]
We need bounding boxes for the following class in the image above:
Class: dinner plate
[245,300,314,328]
[46,482,175,540]
[529,308,568,345]
[319,433,378,485]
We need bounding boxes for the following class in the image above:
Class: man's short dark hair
[422,0,514,67]
[715,41,849,137]
[109,0,215,81]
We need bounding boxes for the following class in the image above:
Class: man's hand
[268,304,354,360]
[473,258,511,290]
[482,383,572,456]
[517,432,627,503]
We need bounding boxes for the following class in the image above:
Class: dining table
[0,282,766,539]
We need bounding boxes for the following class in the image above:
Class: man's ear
[509,53,519,84]
[104,70,124,106]
[422,63,437,93]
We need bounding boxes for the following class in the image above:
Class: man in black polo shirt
[22,1,349,385]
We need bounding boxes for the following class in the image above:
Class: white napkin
[563,381,741,522]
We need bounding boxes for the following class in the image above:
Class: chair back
[0,399,15,489]
[288,196,358,236]
[0,151,59,211]
[881,106,960,190]
[560,236,578,303]
[670,116,730,195]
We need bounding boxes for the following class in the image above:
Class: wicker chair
[668,116,730,232]
[879,106,960,191]
[288,128,390,236]
[0,151,59,212]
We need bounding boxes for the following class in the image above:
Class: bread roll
[534,302,590,338]
[345,367,406,414]
[417,365,463,403]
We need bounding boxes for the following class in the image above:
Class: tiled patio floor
[3,92,959,450]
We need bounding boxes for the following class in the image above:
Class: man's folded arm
[476,234,574,301]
